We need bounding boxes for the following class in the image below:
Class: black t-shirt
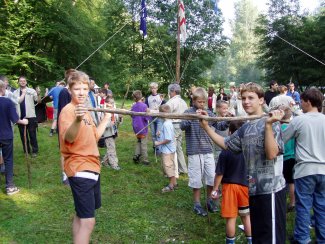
[216,149,248,187]
[19,90,26,119]
[57,88,71,119]
[264,90,278,106]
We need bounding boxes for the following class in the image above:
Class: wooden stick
[87,107,267,122]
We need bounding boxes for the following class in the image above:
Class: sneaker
[142,160,150,165]
[62,178,70,186]
[49,132,53,137]
[193,204,207,217]
[111,165,121,171]
[207,199,219,213]
[161,185,174,193]
[31,153,38,158]
[6,186,20,195]
[133,155,140,164]
[101,160,109,167]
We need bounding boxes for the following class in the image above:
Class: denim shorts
[69,173,101,218]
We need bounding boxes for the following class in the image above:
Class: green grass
[0,100,311,243]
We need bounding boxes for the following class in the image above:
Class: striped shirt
[180,107,228,155]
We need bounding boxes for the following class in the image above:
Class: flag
[211,0,219,14]
[178,0,186,42]
[140,0,147,38]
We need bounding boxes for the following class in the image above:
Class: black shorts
[283,158,296,184]
[249,188,286,244]
[69,175,101,218]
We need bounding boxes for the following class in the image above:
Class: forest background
[0,0,324,96]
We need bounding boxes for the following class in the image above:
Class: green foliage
[0,0,227,95]
[255,0,324,88]
[211,0,264,87]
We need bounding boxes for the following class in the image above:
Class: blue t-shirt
[0,97,19,140]
[158,120,176,154]
[48,86,64,109]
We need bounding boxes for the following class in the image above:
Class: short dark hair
[132,90,142,101]
[301,87,324,112]
[269,80,277,88]
[229,121,245,134]
[99,88,108,96]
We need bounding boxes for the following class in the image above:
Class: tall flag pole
[176,0,186,83]
[211,0,219,14]
[179,0,186,42]
[140,0,147,38]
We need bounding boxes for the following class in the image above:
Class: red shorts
[221,183,249,218]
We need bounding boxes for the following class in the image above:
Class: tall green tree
[211,0,263,87]
[255,0,324,88]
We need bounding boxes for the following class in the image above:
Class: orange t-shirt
[59,103,100,177]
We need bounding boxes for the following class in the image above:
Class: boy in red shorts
[211,121,252,244]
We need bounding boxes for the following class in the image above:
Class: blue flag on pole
[140,0,147,38]
[211,0,219,14]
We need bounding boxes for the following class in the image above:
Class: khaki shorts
[162,153,176,177]
[188,153,215,188]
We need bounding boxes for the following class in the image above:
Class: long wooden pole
[87,107,266,122]
[176,0,181,84]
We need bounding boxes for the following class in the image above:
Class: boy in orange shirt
[59,70,111,244]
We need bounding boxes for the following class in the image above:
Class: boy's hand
[154,141,160,146]
[211,190,219,199]
[75,104,88,122]
[267,109,284,124]
[197,110,209,129]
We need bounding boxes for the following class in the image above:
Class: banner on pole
[140,0,147,38]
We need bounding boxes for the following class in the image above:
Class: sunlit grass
[0,99,305,243]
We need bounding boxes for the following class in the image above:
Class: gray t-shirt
[225,118,286,196]
[283,112,325,179]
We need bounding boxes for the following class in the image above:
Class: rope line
[275,33,325,67]
[75,6,146,69]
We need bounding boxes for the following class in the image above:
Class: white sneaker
[6,186,20,195]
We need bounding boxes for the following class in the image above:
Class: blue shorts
[69,174,101,218]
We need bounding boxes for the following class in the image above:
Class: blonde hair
[240,82,264,98]
[149,82,158,88]
[159,104,171,113]
[67,70,89,89]
[192,87,207,101]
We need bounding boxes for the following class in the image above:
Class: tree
[211,0,264,87]
[255,0,324,89]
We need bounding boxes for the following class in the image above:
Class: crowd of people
[1,71,325,244]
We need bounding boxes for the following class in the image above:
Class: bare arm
[199,110,227,150]
[16,118,28,125]
[154,139,171,146]
[64,104,87,143]
[211,174,223,199]
[265,110,284,160]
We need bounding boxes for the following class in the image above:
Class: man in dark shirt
[264,80,279,106]
[0,80,28,195]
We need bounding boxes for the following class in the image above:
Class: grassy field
[0,100,304,243]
